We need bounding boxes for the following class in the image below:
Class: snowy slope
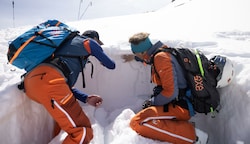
[0,0,250,143]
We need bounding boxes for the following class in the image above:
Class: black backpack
[152,47,220,115]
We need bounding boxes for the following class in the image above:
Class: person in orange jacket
[124,32,197,144]
[24,30,115,144]
[123,32,235,144]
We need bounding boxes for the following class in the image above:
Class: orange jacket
[148,42,187,105]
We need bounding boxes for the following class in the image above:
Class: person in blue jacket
[24,30,115,144]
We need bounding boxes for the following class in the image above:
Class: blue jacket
[55,35,115,102]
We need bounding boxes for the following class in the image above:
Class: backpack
[152,47,220,115]
[7,19,79,72]
[7,20,94,89]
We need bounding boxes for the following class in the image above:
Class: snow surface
[1,0,250,143]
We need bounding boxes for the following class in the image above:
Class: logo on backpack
[194,75,204,91]
[7,19,79,72]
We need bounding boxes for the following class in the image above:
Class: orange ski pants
[130,104,196,144]
[24,64,93,144]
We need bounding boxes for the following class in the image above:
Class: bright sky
[0,0,170,29]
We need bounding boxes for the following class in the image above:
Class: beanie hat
[131,37,152,53]
[82,30,104,45]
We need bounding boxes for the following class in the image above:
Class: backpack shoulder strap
[150,46,176,78]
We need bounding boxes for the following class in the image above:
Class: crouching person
[24,30,115,144]
[125,32,234,144]
[127,32,196,143]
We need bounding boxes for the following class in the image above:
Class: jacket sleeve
[88,39,116,69]
[71,88,88,103]
[152,52,179,105]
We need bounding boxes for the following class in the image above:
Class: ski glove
[142,99,152,109]
[151,85,163,98]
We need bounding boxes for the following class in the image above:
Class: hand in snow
[121,54,134,62]
[86,95,103,107]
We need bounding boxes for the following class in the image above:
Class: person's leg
[24,65,93,144]
[130,105,196,144]
[53,121,61,137]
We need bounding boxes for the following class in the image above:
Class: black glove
[142,99,152,109]
[151,85,163,98]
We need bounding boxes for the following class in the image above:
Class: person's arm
[89,39,115,69]
[151,52,179,105]
[121,54,135,62]
[72,87,103,107]
[121,54,144,63]
[72,88,88,103]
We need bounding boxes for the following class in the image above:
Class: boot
[195,128,208,144]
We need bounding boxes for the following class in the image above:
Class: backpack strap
[51,38,93,88]
[17,73,27,91]
[150,46,174,82]
[78,56,94,88]
[9,30,44,64]
[80,39,94,88]
[55,21,61,26]
[182,89,196,116]
[194,49,205,77]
